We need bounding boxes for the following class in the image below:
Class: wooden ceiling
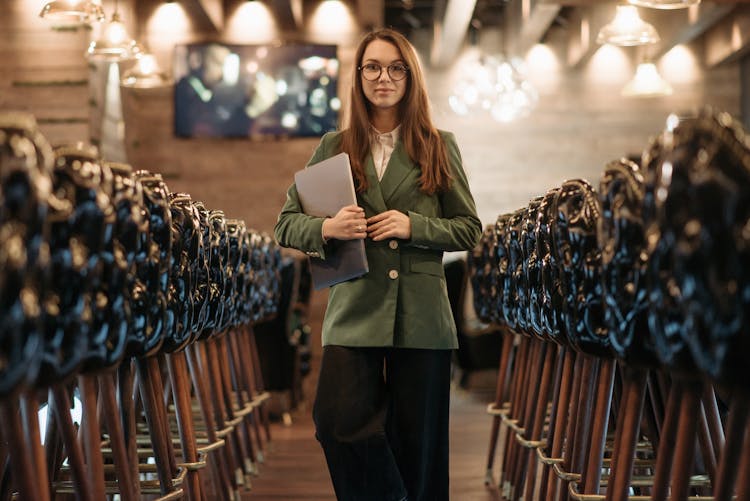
[176,0,750,69]
[425,0,750,68]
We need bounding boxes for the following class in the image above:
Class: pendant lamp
[87,1,134,60]
[628,0,700,9]
[596,5,660,46]
[39,0,105,23]
[121,52,170,88]
[621,62,673,97]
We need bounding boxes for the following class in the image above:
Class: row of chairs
[470,107,750,500]
[0,112,284,500]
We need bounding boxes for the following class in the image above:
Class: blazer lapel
[379,142,416,204]
[359,155,388,214]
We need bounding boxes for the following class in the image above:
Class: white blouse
[370,125,401,181]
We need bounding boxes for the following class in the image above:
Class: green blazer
[274,130,482,349]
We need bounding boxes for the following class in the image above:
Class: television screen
[173,42,340,138]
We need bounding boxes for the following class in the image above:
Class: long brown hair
[339,28,452,195]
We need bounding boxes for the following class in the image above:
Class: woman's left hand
[367,210,411,241]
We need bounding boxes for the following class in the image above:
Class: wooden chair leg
[567,355,599,500]
[118,360,143,500]
[696,394,717,485]
[50,385,94,501]
[523,343,558,500]
[668,379,702,501]
[605,367,647,501]
[204,339,244,494]
[0,454,11,501]
[703,385,725,461]
[484,332,515,485]
[186,343,234,500]
[240,325,267,462]
[550,351,584,500]
[735,410,750,501]
[0,426,9,501]
[227,330,259,474]
[215,335,253,484]
[650,379,682,501]
[540,348,575,501]
[247,327,272,443]
[500,335,530,497]
[714,393,750,500]
[582,358,616,495]
[77,374,106,501]
[43,398,65,491]
[136,356,178,497]
[96,370,137,501]
[507,338,538,499]
[0,399,46,501]
[166,351,207,501]
[20,391,52,500]
[513,340,549,500]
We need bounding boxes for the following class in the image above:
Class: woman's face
[360,39,408,112]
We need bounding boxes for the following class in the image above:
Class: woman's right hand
[322,205,367,241]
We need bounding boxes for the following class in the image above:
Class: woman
[274,28,482,501]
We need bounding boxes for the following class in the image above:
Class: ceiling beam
[180,0,223,32]
[704,4,750,66]
[269,0,303,31]
[356,0,384,30]
[564,4,614,67]
[430,0,477,68]
[643,2,735,60]
[507,1,562,55]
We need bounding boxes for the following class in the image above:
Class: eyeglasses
[358,63,410,81]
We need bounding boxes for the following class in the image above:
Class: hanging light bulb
[39,0,105,23]
[621,62,673,97]
[596,5,660,46]
[87,11,134,60]
[121,52,171,88]
[628,0,700,9]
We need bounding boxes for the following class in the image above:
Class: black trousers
[313,345,452,501]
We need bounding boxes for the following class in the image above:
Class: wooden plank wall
[0,1,91,144]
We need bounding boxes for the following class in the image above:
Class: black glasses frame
[357,63,410,81]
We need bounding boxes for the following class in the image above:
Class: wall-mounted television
[173,42,340,138]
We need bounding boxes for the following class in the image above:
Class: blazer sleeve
[274,132,338,259]
[407,131,482,252]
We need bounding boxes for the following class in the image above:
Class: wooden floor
[241,371,504,500]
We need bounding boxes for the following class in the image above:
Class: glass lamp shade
[39,0,105,23]
[628,0,700,8]
[621,62,673,97]
[121,54,171,88]
[596,5,660,46]
[87,13,133,60]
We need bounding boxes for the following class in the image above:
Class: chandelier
[449,55,538,123]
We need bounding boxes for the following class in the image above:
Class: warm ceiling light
[628,0,700,9]
[621,62,673,97]
[596,5,660,46]
[87,11,134,60]
[121,53,171,88]
[39,0,105,23]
